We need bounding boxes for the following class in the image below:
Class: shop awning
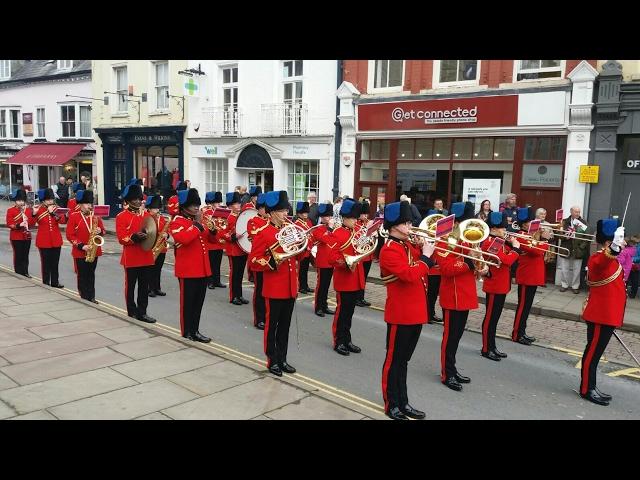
[5,143,85,166]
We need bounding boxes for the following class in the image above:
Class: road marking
[606,367,640,379]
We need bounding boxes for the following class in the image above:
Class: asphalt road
[1,230,638,419]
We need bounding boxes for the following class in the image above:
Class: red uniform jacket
[582,248,626,327]
[67,198,79,213]
[167,195,179,216]
[329,226,365,292]
[222,212,246,257]
[6,206,36,241]
[34,205,67,249]
[170,215,212,278]
[248,222,299,299]
[66,211,106,259]
[247,215,269,271]
[116,208,154,268]
[310,224,337,269]
[434,240,478,311]
[294,217,313,260]
[242,201,256,211]
[481,236,520,294]
[200,206,223,251]
[379,237,429,325]
[515,233,548,286]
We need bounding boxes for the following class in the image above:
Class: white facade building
[186,60,338,208]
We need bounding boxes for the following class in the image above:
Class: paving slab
[0,400,16,419]
[49,379,198,420]
[136,412,172,420]
[0,298,17,307]
[167,360,260,396]
[97,326,155,343]
[0,357,7,368]
[0,279,35,290]
[0,371,18,391]
[109,336,186,360]
[28,317,130,339]
[0,332,114,364]
[8,410,58,420]
[8,291,68,305]
[47,307,113,322]
[265,395,366,420]
[0,328,42,348]
[0,347,131,385]
[111,348,223,383]
[162,377,308,420]
[0,313,61,330]
[251,415,272,420]
[0,367,137,415]
[0,300,79,317]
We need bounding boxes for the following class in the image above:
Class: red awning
[5,143,85,166]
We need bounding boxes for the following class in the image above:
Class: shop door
[111,160,127,212]
[248,170,274,192]
[519,188,563,220]
[358,184,387,217]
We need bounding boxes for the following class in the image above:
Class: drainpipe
[332,60,343,201]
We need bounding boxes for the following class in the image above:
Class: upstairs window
[57,60,73,70]
[516,60,563,81]
[0,60,10,80]
[372,60,404,90]
[435,60,478,86]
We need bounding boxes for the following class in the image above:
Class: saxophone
[152,215,171,260]
[85,214,104,263]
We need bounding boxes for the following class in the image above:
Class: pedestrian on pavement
[66,190,105,303]
[557,206,591,294]
[476,199,492,222]
[500,193,519,232]
[239,186,250,206]
[308,192,319,225]
[431,198,449,216]
[379,200,435,420]
[146,195,168,298]
[169,188,212,343]
[55,176,69,207]
[6,189,36,277]
[579,219,626,406]
[34,188,66,288]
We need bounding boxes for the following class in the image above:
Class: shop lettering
[626,159,640,169]
[392,106,478,124]
[292,145,309,155]
[204,146,218,155]
[133,134,174,143]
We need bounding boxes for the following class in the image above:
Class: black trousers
[253,271,265,326]
[124,266,151,317]
[179,277,208,337]
[482,293,507,354]
[580,322,615,395]
[208,249,223,285]
[11,240,30,275]
[333,291,359,347]
[427,275,442,321]
[229,255,247,300]
[359,260,372,300]
[314,267,333,311]
[75,257,97,300]
[39,247,61,285]
[382,323,422,412]
[298,256,311,291]
[149,253,165,292]
[441,309,469,381]
[264,298,295,367]
[628,270,639,298]
[512,285,537,341]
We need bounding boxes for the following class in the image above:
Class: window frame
[202,157,228,194]
[514,60,565,83]
[79,105,92,138]
[113,65,128,114]
[9,109,20,139]
[221,64,239,110]
[0,60,10,80]
[282,60,303,104]
[432,60,481,88]
[60,104,76,138]
[57,60,73,70]
[36,107,46,139]
[0,109,6,138]
[152,61,169,112]
[287,159,319,210]
[367,60,405,93]
[59,103,91,139]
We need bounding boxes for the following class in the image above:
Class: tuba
[270,222,309,264]
[85,213,104,263]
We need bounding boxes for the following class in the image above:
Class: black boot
[580,389,610,406]
[481,350,501,361]
[400,404,426,420]
[386,407,408,420]
[492,348,508,358]
[443,377,463,391]
[595,386,612,401]
[334,344,350,356]
[454,373,471,383]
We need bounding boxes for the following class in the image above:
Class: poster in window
[22,113,33,136]
[294,174,306,201]
[462,178,501,214]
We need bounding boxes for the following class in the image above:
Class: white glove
[422,240,435,258]
[611,226,625,252]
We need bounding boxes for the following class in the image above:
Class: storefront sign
[22,113,33,136]
[103,135,124,144]
[132,134,176,144]
[282,143,328,159]
[462,178,501,213]
[358,95,518,131]
[196,145,226,158]
[579,165,599,183]
[621,137,640,174]
[521,164,563,187]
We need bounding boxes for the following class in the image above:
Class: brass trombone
[502,231,571,258]
[539,222,596,242]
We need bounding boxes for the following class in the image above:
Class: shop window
[523,137,565,160]
[204,158,228,194]
[452,163,514,207]
[360,162,389,182]
[398,139,414,159]
[397,162,450,216]
[433,138,452,160]
[288,159,319,206]
[494,138,515,160]
[360,140,390,160]
[453,138,472,160]
[415,139,433,159]
[134,145,180,195]
[473,138,493,160]
[516,60,563,81]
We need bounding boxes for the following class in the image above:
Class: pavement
[0,269,381,420]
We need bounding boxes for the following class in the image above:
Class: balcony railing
[200,106,242,137]
[261,103,308,136]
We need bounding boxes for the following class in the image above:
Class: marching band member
[329,199,365,356]
[426,208,443,323]
[511,207,549,345]
[243,186,262,283]
[249,190,302,376]
[34,188,67,288]
[356,200,373,308]
[479,211,521,361]
[295,201,314,294]
[146,195,168,298]
[579,219,626,406]
[247,193,269,329]
[66,190,104,302]
[436,202,488,391]
[167,181,188,216]
[170,188,212,343]
[116,182,156,324]
[202,192,224,290]
[67,182,85,213]
[311,203,337,317]
[6,189,36,277]
[379,200,435,420]
[223,191,249,306]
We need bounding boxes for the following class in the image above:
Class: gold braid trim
[587,263,622,287]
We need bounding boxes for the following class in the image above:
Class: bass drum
[236,208,258,254]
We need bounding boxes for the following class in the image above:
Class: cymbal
[140,215,157,251]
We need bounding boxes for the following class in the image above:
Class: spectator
[501,193,519,233]
[80,171,93,192]
[625,235,640,299]
[618,236,637,295]
[55,176,69,207]
[400,194,422,226]
[308,192,319,224]
[476,199,492,221]
[431,198,448,215]
[557,206,591,294]
[239,186,250,206]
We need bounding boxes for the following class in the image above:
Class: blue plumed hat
[226,192,241,205]
[596,218,620,244]
[179,188,201,208]
[38,188,55,202]
[121,184,143,201]
[383,201,412,230]
[249,185,262,196]
[145,195,162,209]
[296,201,310,214]
[72,182,85,193]
[318,203,333,217]
[256,193,266,208]
[76,190,94,204]
[487,211,507,229]
[265,191,289,213]
[340,199,361,219]
[517,207,536,223]
[205,192,215,204]
[11,189,27,202]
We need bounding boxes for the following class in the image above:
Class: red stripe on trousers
[381,324,397,412]
[76,260,80,297]
[12,242,16,272]
[581,324,601,395]
[440,310,450,381]
[264,298,271,367]
[314,268,320,310]
[482,293,495,353]
[228,257,234,301]
[512,285,526,341]
[179,278,185,336]
[39,249,44,282]
[332,292,341,347]
[123,267,128,315]
[252,272,257,326]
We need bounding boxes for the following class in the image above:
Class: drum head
[140,215,158,251]
[236,208,258,254]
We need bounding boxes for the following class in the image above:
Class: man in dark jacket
[558,206,591,294]
[308,192,319,225]
[55,176,69,207]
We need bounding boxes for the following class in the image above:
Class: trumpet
[539,222,596,242]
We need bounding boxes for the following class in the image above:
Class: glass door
[358,183,387,218]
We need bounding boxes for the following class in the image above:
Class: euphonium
[85,214,104,263]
